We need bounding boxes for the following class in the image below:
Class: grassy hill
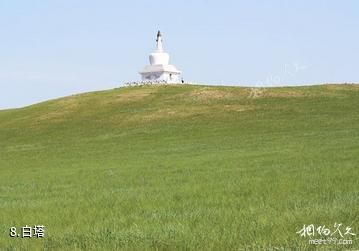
[0,84,358,250]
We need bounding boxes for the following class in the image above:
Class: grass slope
[0,84,358,250]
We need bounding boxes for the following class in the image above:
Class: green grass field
[0,84,358,250]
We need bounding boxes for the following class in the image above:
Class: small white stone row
[124,80,181,87]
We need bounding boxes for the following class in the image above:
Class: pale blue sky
[0,0,358,109]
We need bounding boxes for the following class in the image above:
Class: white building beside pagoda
[139,31,182,83]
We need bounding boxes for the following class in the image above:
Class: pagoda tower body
[139,31,181,83]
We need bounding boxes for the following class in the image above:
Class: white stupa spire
[156,30,163,52]
[149,30,169,65]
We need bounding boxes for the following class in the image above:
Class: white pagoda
[139,31,181,83]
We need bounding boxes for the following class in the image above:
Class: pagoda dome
[149,51,169,65]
